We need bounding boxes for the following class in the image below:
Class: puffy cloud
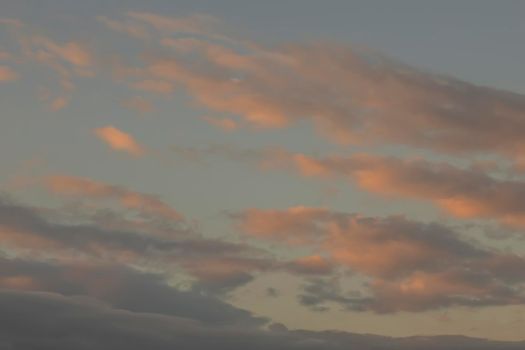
[234,207,525,312]
[95,126,145,156]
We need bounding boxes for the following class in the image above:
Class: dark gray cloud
[0,256,266,327]
[0,195,268,294]
[0,289,523,350]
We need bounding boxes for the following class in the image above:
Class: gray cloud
[0,289,523,350]
[0,256,265,327]
[235,207,525,312]
[135,33,525,160]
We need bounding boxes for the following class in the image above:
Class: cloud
[95,126,145,156]
[0,256,266,327]
[1,21,96,110]
[233,206,330,245]
[0,289,523,350]
[274,152,525,229]
[45,175,183,222]
[125,11,219,35]
[0,193,345,298]
[126,30,525,159]
[202,116,238,131]
[0,195,268,292]
[286,255,335,275]
[30,36,93,68]
[131,79,175,95]
[234,207,525,312]
[0,65,17,81]
[122,96,155,114]
[97,16,150,39]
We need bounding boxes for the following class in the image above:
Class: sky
[1,1,525,348]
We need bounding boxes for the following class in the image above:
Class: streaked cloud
[281,152,525,229]
[135,34,525,160]
[45,175,183,221]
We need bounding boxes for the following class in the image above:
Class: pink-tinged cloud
[95,126,145,156]
[0,196,271,294]
[0,65,17,81]
[45,175,183,222]
[132,79,174,95]
[270,152,525,228]
[97,16,150,39]
[50,96,68,111]
[235,207,525,312]
[126,11,219,35]
[234,207,330,245]
[130,33,525,159]
[287,255,334,275]
[121,96,155,114]
[202,116,238,131]
[31,36,93,68]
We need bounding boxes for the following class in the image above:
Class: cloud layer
[235,207,525,312]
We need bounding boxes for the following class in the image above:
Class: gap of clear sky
[2,1,525,348]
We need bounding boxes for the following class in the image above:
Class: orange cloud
[202,116,238,131]
[121,96,155,114]
[287,255,334,275]
[132,35,525,160]
[234,206,329,245]
[0,65,17,81]
[97,16,150,39]
[265,152,525,228]
[31,36,93,68]
[236,207,525,312]
[132,79,174,95]
[126,11,219,35]
[95,126,145,156]
[45,175,183,221]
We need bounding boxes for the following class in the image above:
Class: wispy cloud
[45,175,183,221]
[276,152,525,229]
